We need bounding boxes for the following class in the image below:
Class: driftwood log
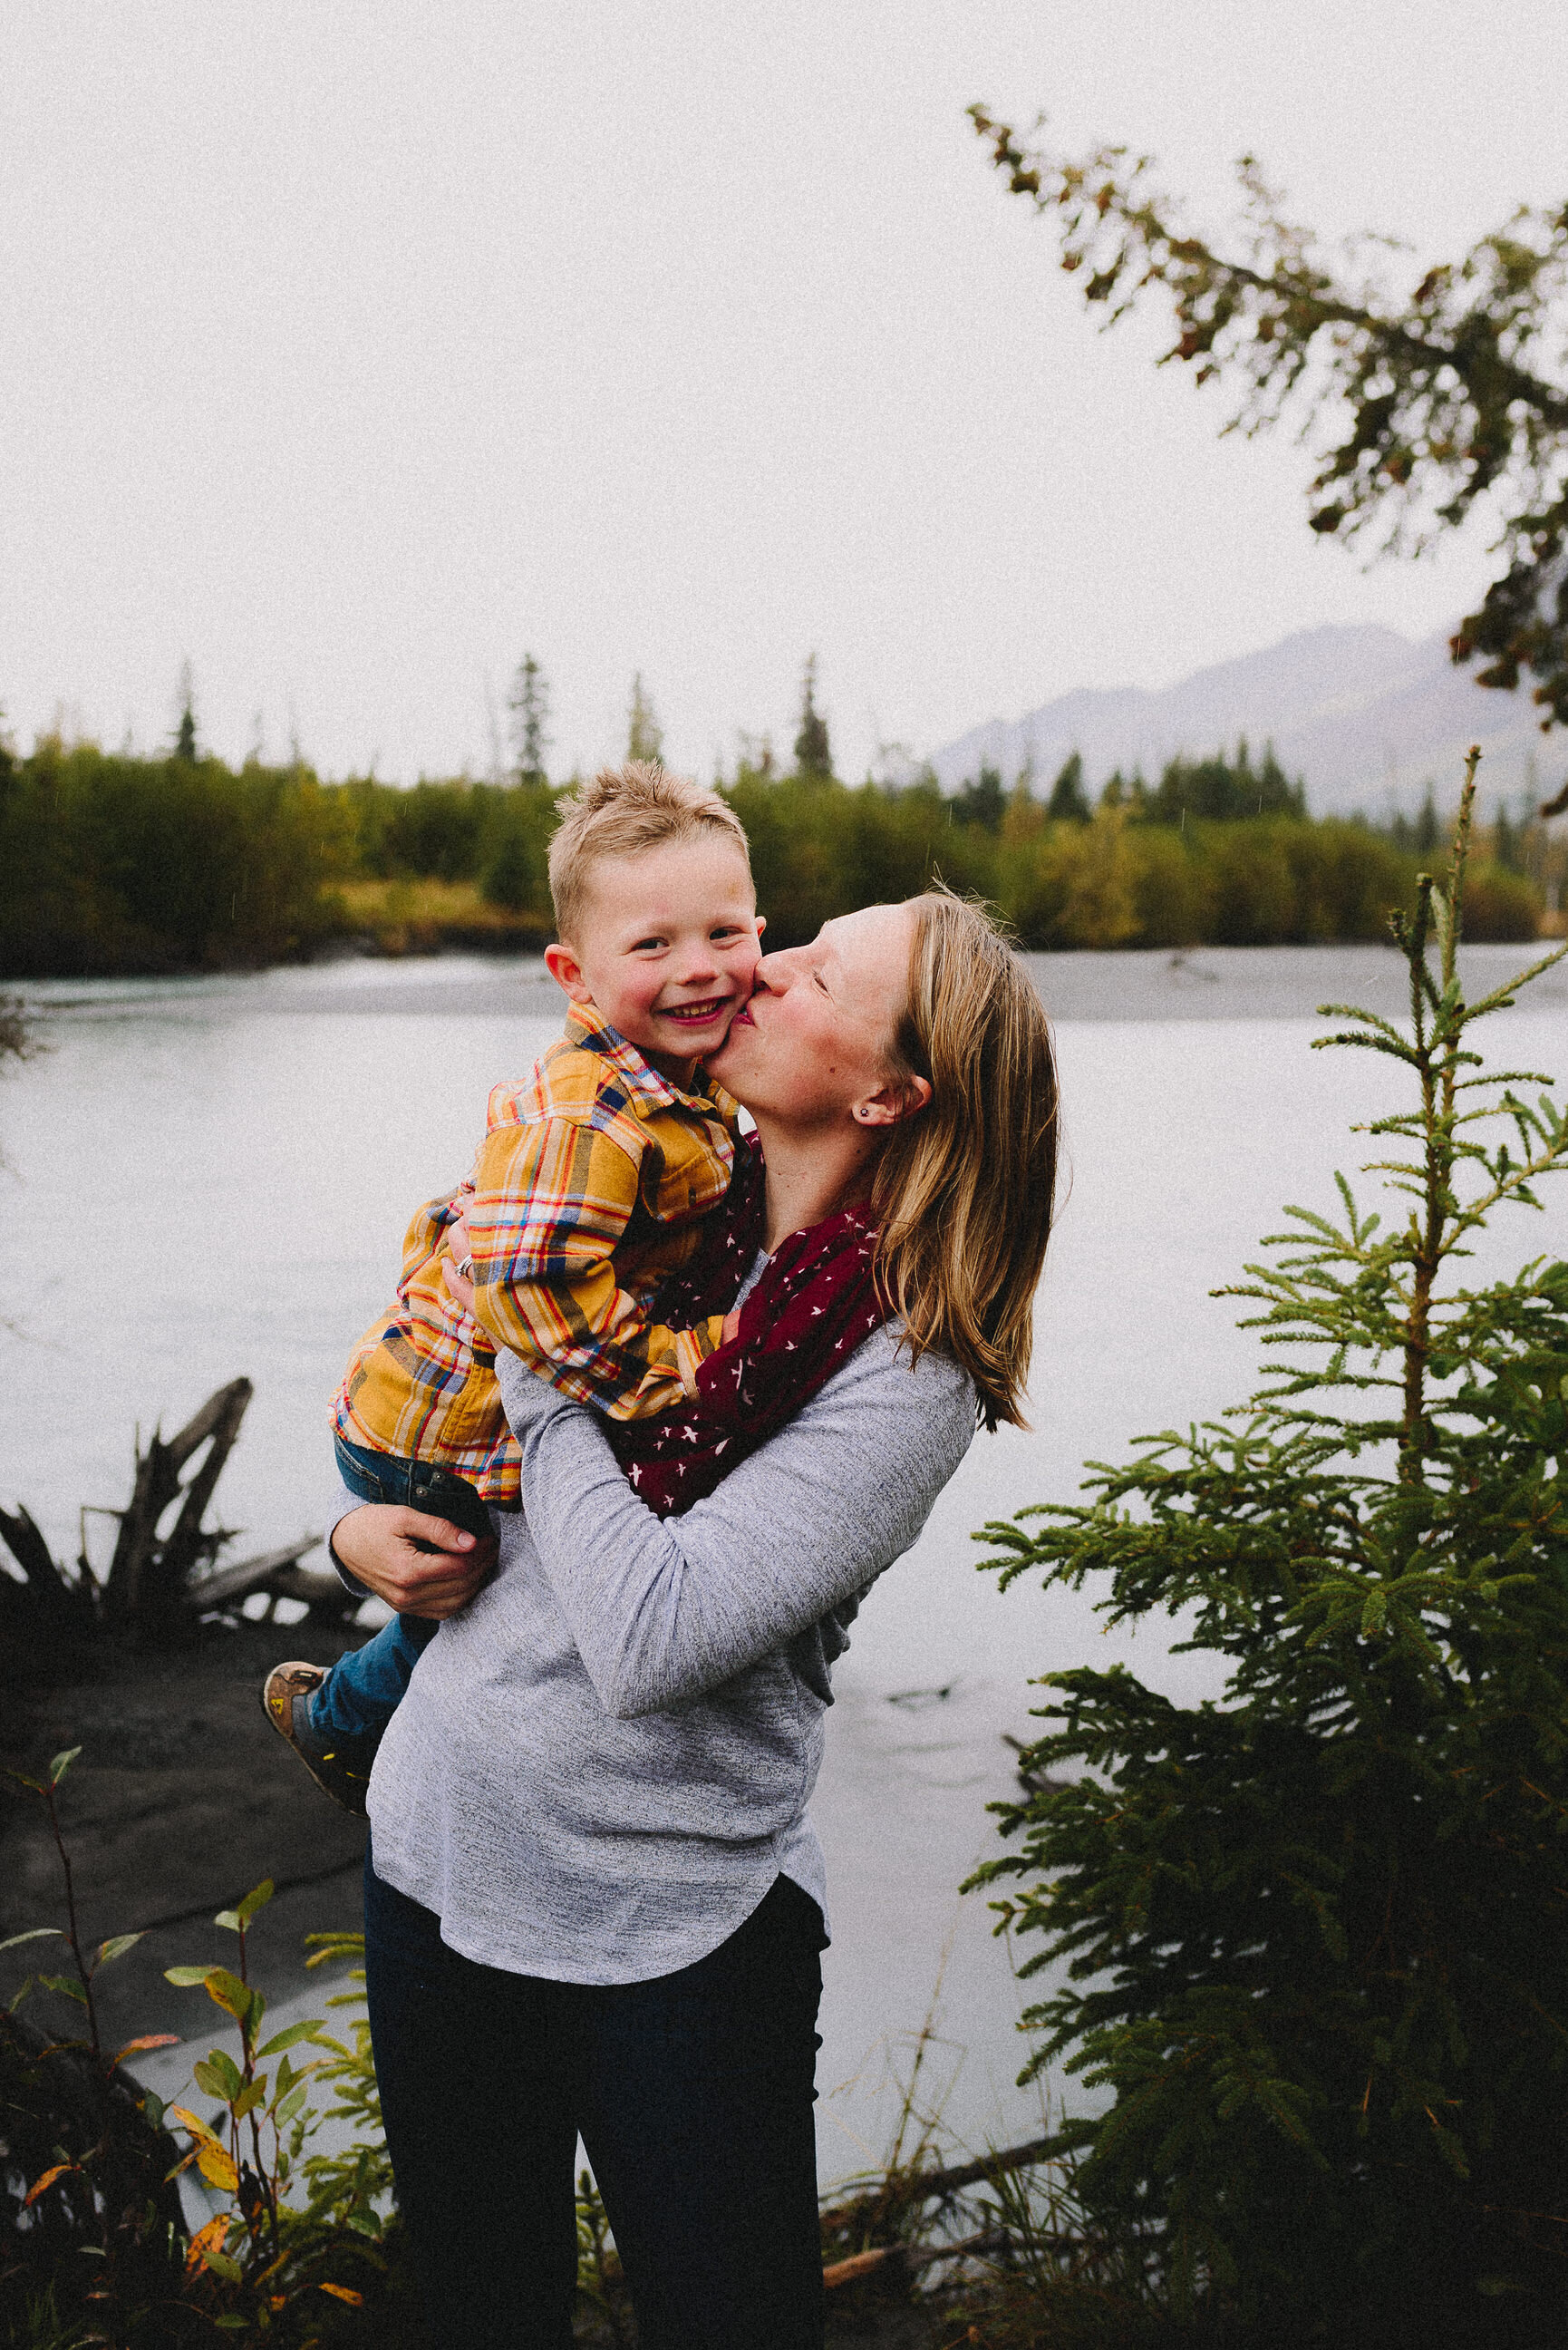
[822,2225,1010,2291]
[104,1375,253,1630]
[0,1377,340,1646]
[818,2133,1059,2292]
[818,2132,1054,2238]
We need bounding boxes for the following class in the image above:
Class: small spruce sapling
[971,749,1568,2336]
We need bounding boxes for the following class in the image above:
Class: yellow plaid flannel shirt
[333,1005,739,1503]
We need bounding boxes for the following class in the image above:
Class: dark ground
[1,1628,987,2346]
[1,1617,367,2051]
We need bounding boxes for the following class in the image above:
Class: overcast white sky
[5,1,1566,784]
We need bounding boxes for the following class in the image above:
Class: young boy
[263,761,763,1811]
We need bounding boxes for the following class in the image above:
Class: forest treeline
[0,727,1555,977]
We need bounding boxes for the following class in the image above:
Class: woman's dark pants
[363,1851,828,2350]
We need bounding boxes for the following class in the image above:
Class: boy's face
[545,838,763,1084]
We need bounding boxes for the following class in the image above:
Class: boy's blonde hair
[548,761,752,943]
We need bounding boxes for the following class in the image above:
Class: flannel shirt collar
[563,1001,737,1125]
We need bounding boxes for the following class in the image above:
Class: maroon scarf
[605,1138,889,1517]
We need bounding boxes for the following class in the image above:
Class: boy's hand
[332,1503,495,1617]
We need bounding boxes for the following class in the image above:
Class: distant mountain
[929,624,1564,814]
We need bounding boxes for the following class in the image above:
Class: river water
[3,941,1565,2181]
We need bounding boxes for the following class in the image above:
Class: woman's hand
[679,1307,744,1398]
[442,1207,477,1315]
[332,1503,496,1618]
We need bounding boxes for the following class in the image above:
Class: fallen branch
[823,2227,1010,2290]
[268,1564,363,1619]
[905,2135,1056,2203]
[184,1538,324,1613]
[818,2133,1055,2233]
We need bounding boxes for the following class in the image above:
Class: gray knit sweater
[363,1326,976,1983]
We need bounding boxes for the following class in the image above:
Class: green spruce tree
[793,653,831,778]
[173,661,198,763]
[973,750,1568,2340]
[1494,795,1523,872]
[627,674,663,764]
[953,765,1006,830]
[1047,751,1090,824]
[508,653,551,788]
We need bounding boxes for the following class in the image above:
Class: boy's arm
[401,1180,474,1281]
[461,1117,729,1419]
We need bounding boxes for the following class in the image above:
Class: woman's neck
[750,1115,882,1254]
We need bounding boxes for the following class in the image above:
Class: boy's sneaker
[261,1662,377,1817]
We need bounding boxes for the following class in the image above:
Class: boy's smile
[543,836,764,1088]
[657,993,738,1032]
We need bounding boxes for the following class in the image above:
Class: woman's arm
[496,1332,975,1720]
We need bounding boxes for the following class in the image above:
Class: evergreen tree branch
[970,108,1568,721]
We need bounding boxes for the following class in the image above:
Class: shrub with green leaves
[973,753,1568,2341]
[1,1761,633,2345]
[2,1755,392,2345]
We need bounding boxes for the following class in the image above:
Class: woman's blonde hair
[870,889,1060,1431]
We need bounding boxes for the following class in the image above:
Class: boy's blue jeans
[311,1435,495,1739]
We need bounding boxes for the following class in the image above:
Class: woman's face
[707,900,917,1129]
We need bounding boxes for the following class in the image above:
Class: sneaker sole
[260,1664,372,1818]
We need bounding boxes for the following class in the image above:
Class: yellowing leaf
[203,1967,251,2021]
[318,2283,364,2305]
[112,2033,179,2065]
[185,2215,231,2275]
[24,2162,76,2207]
[197,2141,240,2194]
[169,2103,221,2145]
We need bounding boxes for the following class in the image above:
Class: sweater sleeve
[495,1328,976,1719]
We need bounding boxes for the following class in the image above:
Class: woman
[331,891,1059,2350]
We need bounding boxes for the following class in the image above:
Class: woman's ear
[853,1073,933,1128]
